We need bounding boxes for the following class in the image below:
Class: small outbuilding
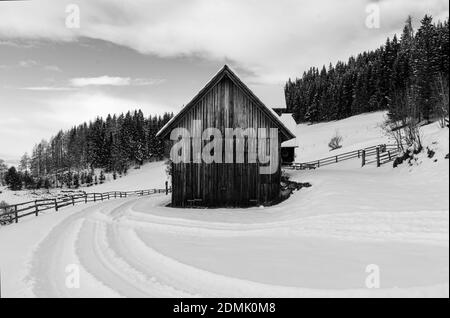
[277,113,298,165]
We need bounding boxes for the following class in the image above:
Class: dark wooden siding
[170,76,282,207]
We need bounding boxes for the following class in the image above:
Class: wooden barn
[157,65,295,208]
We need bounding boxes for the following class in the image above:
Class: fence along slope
[0,186,171,224]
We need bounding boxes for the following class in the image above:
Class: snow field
[0,112,448,297]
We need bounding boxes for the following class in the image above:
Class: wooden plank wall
[171,76,281,207]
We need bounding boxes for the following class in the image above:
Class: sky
[0,0,448,164]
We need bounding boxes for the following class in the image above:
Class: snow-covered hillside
[0,162,169,205]
[295,111,391,162]
[0,113,448,298]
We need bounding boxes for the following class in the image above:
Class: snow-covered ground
[0,113,448,298]
[0,161,169,205]
[295,111,391,162]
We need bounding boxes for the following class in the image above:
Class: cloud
[13,76,164,91]
[0,0,448,84]
[0,39,36,48]
[18,59,38,68]
[19,86,75,91]
[70,76,131,87]
[43,65,62,72]
[69,76,165,87]
[0,91,170,158]
[42,92,169,127]
[1,59,62,71]
[19,60,61,71]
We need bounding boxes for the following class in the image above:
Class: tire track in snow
[124,198,449,247]
[26,195,449,297]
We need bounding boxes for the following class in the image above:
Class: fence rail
[0,183,172,225]
[287,144,402,170]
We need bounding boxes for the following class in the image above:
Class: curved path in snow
[26,193,449,298]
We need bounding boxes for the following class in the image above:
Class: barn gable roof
[156,65,296,142]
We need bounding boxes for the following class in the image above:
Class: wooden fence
[288,144,402,170]
[362,144,402,167]
[0,183,171,225]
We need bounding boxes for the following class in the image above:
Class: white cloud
[0,91,170,158]
[69,76,165,87]
[18,59,38,68]
[70,76,132,87]
[0,0,448,83]
[20,86,75,91]
[1,60,62,71]
[43,65,62,72]
[0,39,36,48]
[42,92,169,127]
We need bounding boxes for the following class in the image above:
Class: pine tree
[22,171,35,189]
[5,166,22,191]
[19,153,30,173]
[0,159,8,186]
[414,15,440,122]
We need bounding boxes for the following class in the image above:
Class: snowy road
[17,188,447,298]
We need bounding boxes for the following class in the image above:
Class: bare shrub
[435,73,449,128]
[328,131,343,151]
[384,87,423,153]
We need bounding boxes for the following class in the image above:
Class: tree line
[1,110,173,190]
[285,15,449,124]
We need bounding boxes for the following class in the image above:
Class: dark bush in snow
[0,200,13,226]
[99,171,106,184]
[328,132,343,151]
[393,146,423,168]
[4,166,22,191]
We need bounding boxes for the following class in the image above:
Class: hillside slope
[294,111,390,162]
[0,113,448,298]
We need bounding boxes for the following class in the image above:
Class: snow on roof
[279,113,298,148]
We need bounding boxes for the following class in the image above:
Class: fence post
[15,205,18,223]
[85,194,87,204]
[101,194,104,201]
[94,194,96,202]
[166,181,169,195]
[317,160,320,168]
[336,156,338,163]
[35,200,38,216]
[361,150,366,167]
[388,151,391,161]
[72,196,75,206]
[376,147,381,167]
[358,150,360,158]
[114,192,117,199]
[54,199,58,211]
